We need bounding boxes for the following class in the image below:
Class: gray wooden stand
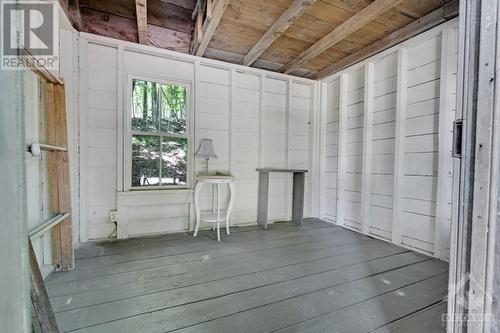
[256,168,307,229]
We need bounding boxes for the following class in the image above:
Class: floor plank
[274,274,448,333]
[372,301,447,333]
[49,223,350,283]
[47,229,366,296]
[46,219,449,333]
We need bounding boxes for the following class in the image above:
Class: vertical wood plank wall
[78,35,316,239]
[320,20,459,260]
[371,51,398,241]
[322,78,340,224]
[343,67,365,232]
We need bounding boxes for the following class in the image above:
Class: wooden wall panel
[319,19,459,260]
[369,51,398,241]
[262,77,289,220]
[290,82,313,216]
[80,38,316,239]
[341,66,365,231]
[230,71,261,225]
[84,43,118,240]
[400,33,442,255]
[322,79,340,223]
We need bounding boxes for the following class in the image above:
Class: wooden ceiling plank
[280,0,404,74]
[135,0,148,44]
[242,0,317,66]
[80,7,191,52]
[80,0,193,34]
[315,0,459,80]
[194,0,231,56]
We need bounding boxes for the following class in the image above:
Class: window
[129,78,190,189]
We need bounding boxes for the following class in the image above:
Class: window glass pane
[131,80,160,132]
[132,135,160,187]
[160,84,187,134]
[161,137,188,186]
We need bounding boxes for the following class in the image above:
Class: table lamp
[195,138,217,175]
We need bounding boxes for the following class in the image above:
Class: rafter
[242,0,317,67]
[280,0,403,74]
[315,0,459,79]
[135,0,148,45]
[192,0,231,56]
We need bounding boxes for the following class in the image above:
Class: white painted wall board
[77,36,315,239]
[319,20,459,259]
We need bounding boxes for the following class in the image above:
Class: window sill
[119,188,193,196]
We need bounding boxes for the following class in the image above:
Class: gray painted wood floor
[45,219,449,333]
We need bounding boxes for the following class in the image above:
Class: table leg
[226,182,235,235]
[257,171,269,229]
[292,172,305,226]
[216,222,220,242]
[193,181,202,237]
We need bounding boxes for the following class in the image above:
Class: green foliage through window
[131,79,188,188]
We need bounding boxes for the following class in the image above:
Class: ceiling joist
[315,0,459,80]
[135,0,148,44]
[192,0,230,56]
[280,0,404,74]
[242,0,317,67]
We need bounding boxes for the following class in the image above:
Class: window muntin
[130,79,189,188]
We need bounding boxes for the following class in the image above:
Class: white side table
[193,175,235,242]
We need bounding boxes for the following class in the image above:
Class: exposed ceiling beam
[68,0,82,30]
[193,0,231,56]
[242,0,317,67]
[135,0,148,44]
[315,0,459,80]
[192,0,201,20]
[280,0,403,74]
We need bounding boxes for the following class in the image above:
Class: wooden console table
[256,168,308,229]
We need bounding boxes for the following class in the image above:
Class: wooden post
[392,47,407,245]
[257,171,269,229]
[135,0,148,44]
[206,0,213,20]
[0,68,30,333]
[318,82,328,220]
[29,241,60,333]
[466,0,500,330]
[292,172,305,225]
[435,27,455,260]
[361,62,374,235]
[336,73,348,227]
[45,83,74,271]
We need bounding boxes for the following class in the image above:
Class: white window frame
[124,74,194,191]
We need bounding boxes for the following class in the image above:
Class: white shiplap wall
[290,82,313,217]
[78,34,316,240]
[319,19,459,261]
[370,51,398,241]
[262,77,289,220]
[85,43,119,240]
[343,67,365,232]
[322,79,340,223]
[401,33,443,254]
[231,71,260,224]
